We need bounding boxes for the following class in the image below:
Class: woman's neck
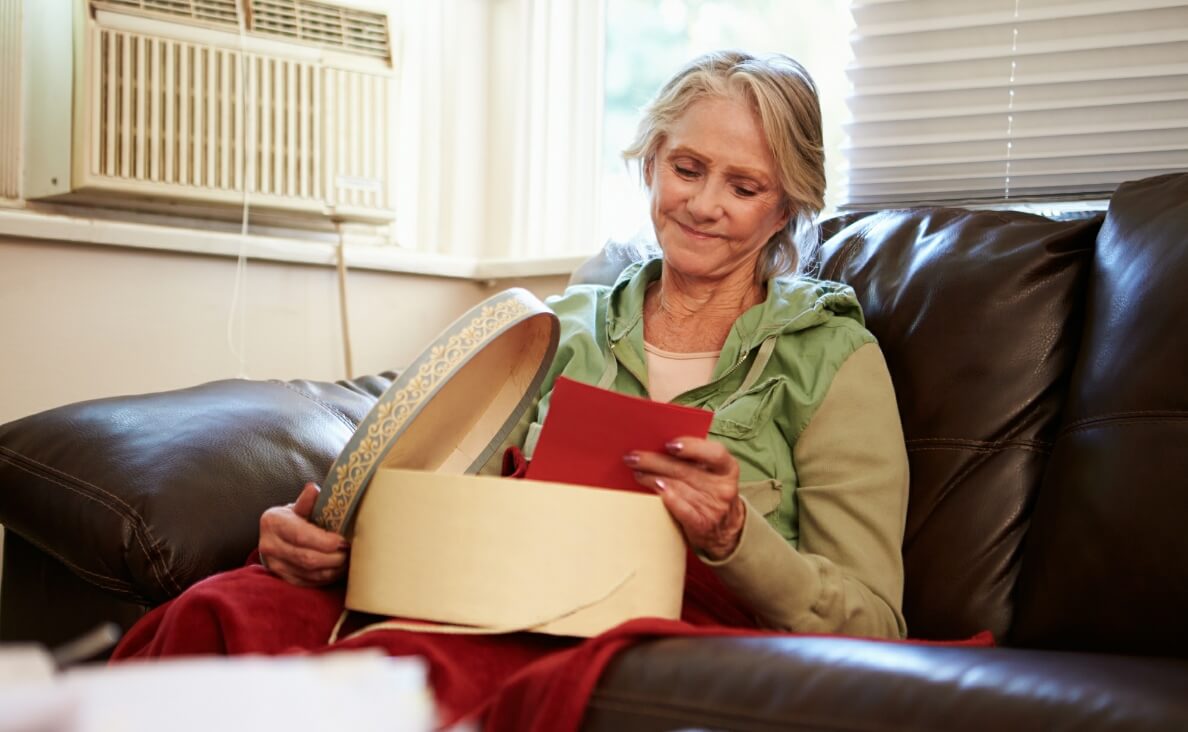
[643,267,765,353]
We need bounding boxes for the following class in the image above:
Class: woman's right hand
[258,482,349,586]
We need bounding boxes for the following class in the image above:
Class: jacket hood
[607,257,866,353]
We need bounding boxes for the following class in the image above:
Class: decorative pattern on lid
[313,289,557,535]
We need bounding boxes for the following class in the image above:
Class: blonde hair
[623,50,826,280]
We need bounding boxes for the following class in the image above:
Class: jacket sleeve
[701,342,909,638]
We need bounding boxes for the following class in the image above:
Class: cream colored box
[313,288,687,638]
[346,469,686,638]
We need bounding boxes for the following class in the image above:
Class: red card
[524,376,714,492]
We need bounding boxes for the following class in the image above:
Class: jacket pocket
[739,479,782,516]
[703,380,779,437]
[709,378,778,440]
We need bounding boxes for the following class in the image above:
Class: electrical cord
[226,13,253,379]
[335,219,354,379]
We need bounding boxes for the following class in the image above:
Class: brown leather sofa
[3,172,1187,730]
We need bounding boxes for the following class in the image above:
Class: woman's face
[645,95,790,284]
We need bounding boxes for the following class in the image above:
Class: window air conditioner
[18,0,396,224]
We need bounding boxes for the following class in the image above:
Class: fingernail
[623,453,640,466]
[654,478,668,493]
[665,440,683,454]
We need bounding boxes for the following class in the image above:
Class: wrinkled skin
[258,482,349,585]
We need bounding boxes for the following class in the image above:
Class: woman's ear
[775,199,794,235]
[643,155,655,188]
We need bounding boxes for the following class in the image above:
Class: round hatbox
[313,287,686,638]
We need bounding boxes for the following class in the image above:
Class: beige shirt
[643,342,720,403]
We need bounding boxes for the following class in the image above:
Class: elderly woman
[117,49,908,730]
[255,50,908,640]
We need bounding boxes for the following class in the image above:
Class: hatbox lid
[312,287,559,535]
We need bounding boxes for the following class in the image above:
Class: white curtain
[843,0,1188,208]
[393,0,605,261]
[491,0,605,259]
[392,0,490,258]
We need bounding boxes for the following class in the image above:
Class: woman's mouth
[677,221,720,240]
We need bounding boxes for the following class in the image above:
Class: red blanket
[113,553,991,730]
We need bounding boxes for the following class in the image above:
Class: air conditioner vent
[248,0,390,60]
[93,0,242,28]
[25,1,395,223]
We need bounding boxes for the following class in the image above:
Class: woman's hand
[258,482,350,586]
[625,437,746,560]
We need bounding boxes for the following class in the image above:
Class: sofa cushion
[1012,172,1188,656]
[819,209,1101,641]
[586,635,1188,731]
[0,374,392,605]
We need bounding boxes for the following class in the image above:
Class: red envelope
[524,376,714,492]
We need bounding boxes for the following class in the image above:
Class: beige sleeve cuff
[702,342,909,638]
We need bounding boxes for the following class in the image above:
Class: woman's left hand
[625,437,746,560]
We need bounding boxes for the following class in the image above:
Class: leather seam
[586,696,795,731]
[276,381,360,432]
[0,446,181,596]
[0,527,141,598]
[587,691,904,732]
[906,436,1051,449]
[903,439,1018,545]
[23,543,142,599]
[1061,410,1188,435]
[907,444,1050,456]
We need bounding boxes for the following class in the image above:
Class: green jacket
[500,257,876,547]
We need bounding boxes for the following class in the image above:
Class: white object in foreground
[0,650,434,732]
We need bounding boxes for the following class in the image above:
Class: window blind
[842,0,1188,208]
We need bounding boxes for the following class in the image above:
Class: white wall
[0,237,570,424]
[0,235,572,634]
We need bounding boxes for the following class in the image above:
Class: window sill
[0,207,591,281]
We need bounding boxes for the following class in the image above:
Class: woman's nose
[686,180,724,221]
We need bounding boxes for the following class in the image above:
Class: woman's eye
[674,165,698,178]
[734,186,757,198]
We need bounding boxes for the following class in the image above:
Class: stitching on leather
[277,381,360,431]
[904,440,1020,545]
[1071,416,1188,427]
[907,443,1050,456]
[0,528,140,597]
[9,535,135,594]
[0,449,178,595]
[1061,410,1188,435]
[587,695,794,731]
[0,447,181,596]
[1,447,125,514]
[588,691,905,732]
[907,436,1051,450]
[906,416,1091,538]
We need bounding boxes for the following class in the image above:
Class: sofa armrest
[0,374,392,606]
[585,636,1188,731]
